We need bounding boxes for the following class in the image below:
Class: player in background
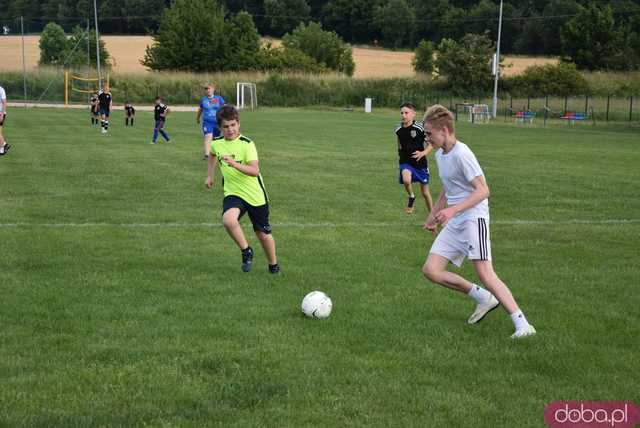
[124,101,136,127]
[0,84,10,157]
[151,97,171,144]
[421,104,536,339]
[90,93,99,126]
[396,102,434,214]
[197,83,224,160]
[205,105,279,274]
[97,83,113,134]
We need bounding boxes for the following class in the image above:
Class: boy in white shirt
[0,85,10,156]
[421,104,535,339]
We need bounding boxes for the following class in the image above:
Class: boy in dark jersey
[151,96,171,144]
[395,102,434,214]
[97,84,112,134]
[90,94,99,125]
[124,101,136,126]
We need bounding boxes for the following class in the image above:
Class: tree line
[3,0,640,57]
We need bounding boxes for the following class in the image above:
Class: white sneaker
[511,324,537,339]
[468,295,500,324]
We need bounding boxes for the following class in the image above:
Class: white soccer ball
[301,291,333,319]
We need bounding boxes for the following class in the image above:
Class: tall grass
[1,69,638,117]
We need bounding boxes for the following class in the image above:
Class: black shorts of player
[91,107,99,115]
[222,195,272,234]
[0,113,5,126]
[99,107,110,117]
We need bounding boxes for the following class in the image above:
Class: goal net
[236,82,257,111]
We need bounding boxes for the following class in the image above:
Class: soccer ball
[301,291,333,319]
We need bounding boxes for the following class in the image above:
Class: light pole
[492,0,503,118]
[93,0,102,88]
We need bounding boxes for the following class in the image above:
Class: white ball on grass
[301,291,333,319]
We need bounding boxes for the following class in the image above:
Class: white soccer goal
[236,82,257,111]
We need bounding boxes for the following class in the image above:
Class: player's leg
[222,198,254,272]
[222,208,249,249]
[159,122,170,142]
[401,168,416,213]
[202,132,213,160]
[422,253,473,293]
[131,115,134,126]
[125,115,129,126]
[419,182,434,212]
[423,223,499,321]
[104,111,109,131]
[152,121,160,144]
[248,204,279,273]
[0,119,7,155]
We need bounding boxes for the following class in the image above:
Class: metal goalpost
[236,82,257,111]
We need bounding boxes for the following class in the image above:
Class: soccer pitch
[1,107,638,427]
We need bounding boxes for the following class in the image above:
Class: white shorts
[429,218,491,267]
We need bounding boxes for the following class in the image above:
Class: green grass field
[1,107,638,427]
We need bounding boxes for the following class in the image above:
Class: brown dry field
[0,35,557,77]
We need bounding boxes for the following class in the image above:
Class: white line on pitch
[0,219,639,228]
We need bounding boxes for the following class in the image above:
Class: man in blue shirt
[196,83,225,160]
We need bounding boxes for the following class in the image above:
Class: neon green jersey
[210,134,267,206]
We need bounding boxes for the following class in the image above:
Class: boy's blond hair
[423,104,455,134]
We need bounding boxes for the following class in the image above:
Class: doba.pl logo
[545,401,640,428]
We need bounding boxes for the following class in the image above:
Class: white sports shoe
[468,295,500,324]
[511,324,537,339]
[101,128,107,134]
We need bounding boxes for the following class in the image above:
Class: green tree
[225,11,262,70]
[142,0,228,72]
[561,3,625,70]
[282,21,355,75]
[65,25,110,68]
[322,0,379,44]
[39,22,68,65]
[373,0,415,48]
[516,0,581,55]
[435,33,495,94]
[263,0,310,36]
[412,39,436,74]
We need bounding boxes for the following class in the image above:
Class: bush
[412,40,435,74]
[282,22,355,76]
[258,44,327,73]
[502,62,590,97]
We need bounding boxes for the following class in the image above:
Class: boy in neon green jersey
[205,105,280,274]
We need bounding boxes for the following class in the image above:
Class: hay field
[0,35,557,77]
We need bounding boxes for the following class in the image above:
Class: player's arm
[196,106,202,124]
[412,139,434,161]
[164,107,170,117]
[205,154,217,188]
[424,192,446,233]
[434,175,489,225]
[0,97,6,118]
[220,157,260,177]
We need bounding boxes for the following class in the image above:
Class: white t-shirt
[435,140,489,223]
[0,86,6,113]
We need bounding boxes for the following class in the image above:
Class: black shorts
[99,106,110,117]
[0,113,5,126]
[222,195,272,234]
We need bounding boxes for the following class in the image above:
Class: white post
[93,0,102,88]
[236,82,240,108]
[492,0,503,119]
[20,16,27,106]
